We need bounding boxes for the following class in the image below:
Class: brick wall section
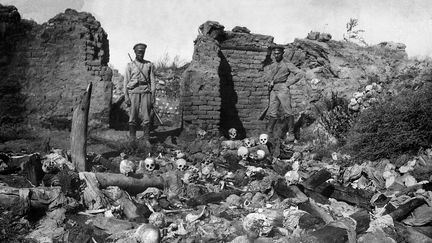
[181,30,275,137]
[219,32,273,136]
[181,36,222,132]
[0,5,112,129]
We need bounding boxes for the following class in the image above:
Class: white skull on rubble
[353,91,364,99]
[256,150,266,160]
[182,170,199,184]
[202,155,213,166]
[144,157,156,172]
[197,128,207,139]
[120,159,135,176]
[259,134,269,145]
[228,128,237,140]
[174,149,185,159]
[237,146,249,160]
[176,158,187,171]
[243,138,254,148]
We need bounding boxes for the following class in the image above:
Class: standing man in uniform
[124,43,156,146]
[265,45,305,142]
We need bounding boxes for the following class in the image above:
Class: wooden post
[71,83,92,172]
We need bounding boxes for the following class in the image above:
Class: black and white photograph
[0,0,431,242]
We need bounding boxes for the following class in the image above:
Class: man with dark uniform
[265,45,305,142]
[124,43,156,146]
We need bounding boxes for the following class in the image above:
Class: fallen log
[94,172,165,195]
[71,83,92,172]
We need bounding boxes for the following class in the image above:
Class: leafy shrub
[345,84,432,160]
[316,92,358,144]
[0,124,34,143]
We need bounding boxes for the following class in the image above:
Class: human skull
[243,138,254,148]
[228,128,237,140]
[259,134,269,145]
[237,146,249,160]
[256,150,266,160]
[149,212,166,228]
[353,91,364,99]
[202,155,213,166]
[349,98,358,106]
[139,187,162,200]
[176,158,187,171]
[182,170,199,184]
[120,159,135,176]
[197,128,207,139]
[174,150,185,159]
[144,157,156,172]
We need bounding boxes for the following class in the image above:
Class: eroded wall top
[0,5,112,129]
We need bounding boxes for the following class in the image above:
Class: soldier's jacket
[124,60,156,94]
[265,60,303,86]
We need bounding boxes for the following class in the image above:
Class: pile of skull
[220,128,272,165]
[118,127,285,187]
[120,152,189,176]
[348,82,383,111]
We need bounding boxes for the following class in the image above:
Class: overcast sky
[2,0,432,72]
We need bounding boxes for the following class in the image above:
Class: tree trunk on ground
[94,172,165,195]
[71,83,92,172]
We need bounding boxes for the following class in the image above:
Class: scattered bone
[228,128,237,140]
[259,134,269,145]
[119,153,135,176]
[176,158,187,171]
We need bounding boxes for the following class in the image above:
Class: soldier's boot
[285,115,295,143]
[141,124,151,147]
[266,117,277,139]
[266,117,279,157]
[129,124,137,141]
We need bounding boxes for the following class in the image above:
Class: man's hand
[125,97,131,107]
[268,81,274,91]
[151,93,156,106]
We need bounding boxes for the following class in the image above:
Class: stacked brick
[219,31,273,134]
[181,25,275,136]
[181,36,222,132]
[0,6,112,129]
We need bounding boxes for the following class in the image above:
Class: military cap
[271,44,286,51]
[133,43,147,51]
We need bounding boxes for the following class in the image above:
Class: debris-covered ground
[1,128,432,243]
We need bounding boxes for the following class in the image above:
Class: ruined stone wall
[218,32,273,137]
[0,5,112,129]
[181,24,275,137]
[181,22,412,137]
[181,36,222,133]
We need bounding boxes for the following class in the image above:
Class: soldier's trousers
[267,83,293,118]
[129,92,151,127]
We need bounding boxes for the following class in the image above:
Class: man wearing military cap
[124,43,156,146]
[265,44,305,143]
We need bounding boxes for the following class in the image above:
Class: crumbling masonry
[0,6,112,129]
[181,22,315,138]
